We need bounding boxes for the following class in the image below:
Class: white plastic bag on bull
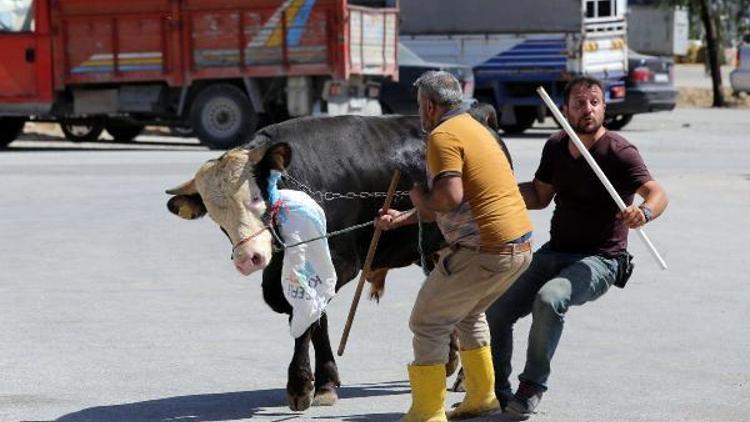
[268,171,337,338]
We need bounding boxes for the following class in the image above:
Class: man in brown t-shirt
[487,76,669,419]
[375,70,532,421]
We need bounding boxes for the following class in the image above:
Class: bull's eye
[245,195,265,210]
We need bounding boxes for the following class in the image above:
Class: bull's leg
[287,326,315,411]
[310,312,341,406]
[448,330,466,392]
[446,329,461,377]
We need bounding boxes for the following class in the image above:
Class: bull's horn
[165,178,197,195]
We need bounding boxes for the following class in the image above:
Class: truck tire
[604,114,633,130]
[499,106,536,134]
[105,120,144,141]
[189,84,257,150]
[60,119,104,142]
[0,117,25,149]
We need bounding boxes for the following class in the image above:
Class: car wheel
[190,84,257,150]
[60,119,105,142]
[105,120,144,141]
[604,114,634,130]
[0,117,25,148]
[499,106,536,134]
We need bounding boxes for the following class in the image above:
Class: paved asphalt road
[2,106,749,422]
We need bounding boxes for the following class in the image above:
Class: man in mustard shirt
[376,71,533,421]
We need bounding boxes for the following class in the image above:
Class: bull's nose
[234,252,266,276]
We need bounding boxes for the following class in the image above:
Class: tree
[659,0,725,106]
[698,0,725,106]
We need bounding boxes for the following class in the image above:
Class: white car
[730,45,750,94]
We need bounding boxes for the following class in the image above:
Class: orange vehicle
[0,0,398,148]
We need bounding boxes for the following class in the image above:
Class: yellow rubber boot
[446,346,500,420]
[401,364,448,422]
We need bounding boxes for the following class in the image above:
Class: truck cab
[0,0,53,145]
[400,0,628,134]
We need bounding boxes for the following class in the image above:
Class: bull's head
[166,143,292,276]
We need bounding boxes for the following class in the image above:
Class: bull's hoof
[312,387,338,406]
[287,389,315,411]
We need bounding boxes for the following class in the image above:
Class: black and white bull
[165,115,446,411]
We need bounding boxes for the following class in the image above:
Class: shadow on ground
[54,381,410,422]
[2,130,205,152]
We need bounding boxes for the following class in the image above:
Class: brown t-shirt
[535,130,652,257]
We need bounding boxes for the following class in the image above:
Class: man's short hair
[413,70,464,107]
[563,76,605,106]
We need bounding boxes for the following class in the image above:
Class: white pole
[536,86,668,270]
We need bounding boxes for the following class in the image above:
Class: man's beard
[573,118,602,135]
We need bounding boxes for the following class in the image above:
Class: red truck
[0,0,398,148]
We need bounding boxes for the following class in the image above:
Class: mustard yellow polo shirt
[426,113,532,248]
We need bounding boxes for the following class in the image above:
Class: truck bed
[50,0,397,88]
[399,0,582,35]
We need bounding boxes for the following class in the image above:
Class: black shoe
[496,388,514,411]
[504,382,544,420]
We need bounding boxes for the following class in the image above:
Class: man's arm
[619,180,669,228]
[410,175,463,214]
[518,178,555,210]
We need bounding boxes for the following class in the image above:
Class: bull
[165,115,445,411]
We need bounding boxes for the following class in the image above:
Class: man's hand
[619,180,668,229]
[618,204,647,229]
[374,208,403,231]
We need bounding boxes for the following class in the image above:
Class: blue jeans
[486,243,618,394]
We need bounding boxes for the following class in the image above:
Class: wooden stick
[536,87,667,270]
[337,169,401,356]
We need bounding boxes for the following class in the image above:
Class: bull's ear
[167,194,207,220]
[265,143,292,170]
[247,144,269,164]
[165,178,197,196]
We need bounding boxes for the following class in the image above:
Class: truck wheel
[190,84,257,150]
[61,119,104,142]
[499,107,536,134]
[604,114,633,130]
[105,120,144,141]
[0,117,25,148]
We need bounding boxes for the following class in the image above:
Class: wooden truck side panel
[49,0,397,89]
[50,0,178,89]
[182,0,341,81]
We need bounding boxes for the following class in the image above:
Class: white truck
[399,0,628,133]
[627,5,689,56]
